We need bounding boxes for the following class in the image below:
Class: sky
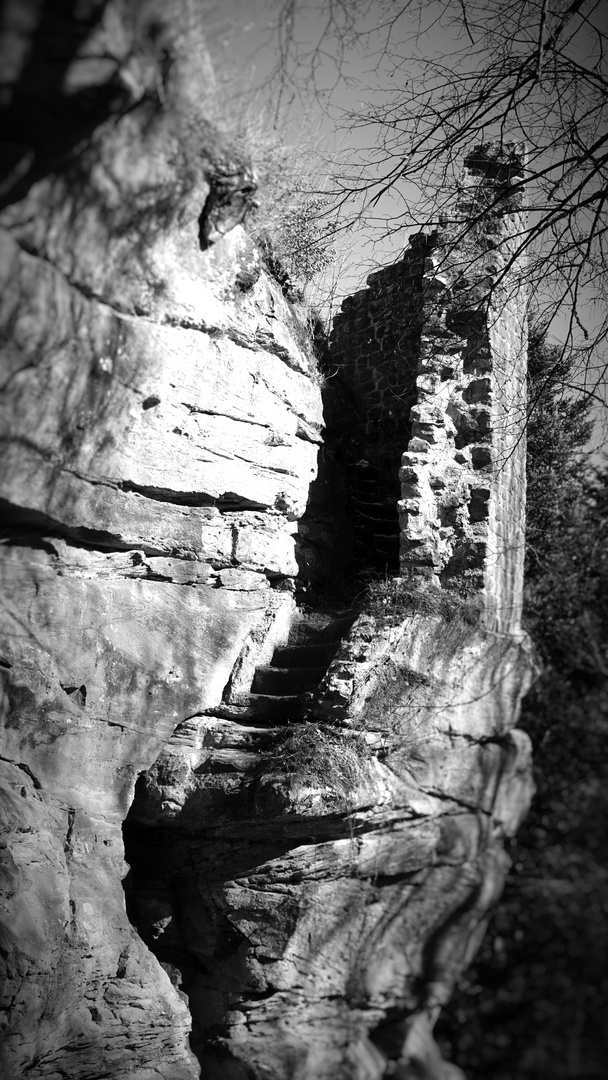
[204,0,471,316]
[204,0,608,437]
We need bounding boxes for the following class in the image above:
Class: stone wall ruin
[330,143,528,632]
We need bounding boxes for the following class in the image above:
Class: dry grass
[188,54,338,290]
[362,656,431,754]
[264,722,372,795]
[361,573,482,628]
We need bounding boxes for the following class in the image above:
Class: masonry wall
[329,246,426,491]
[330,143,528,632]
[486,247,528,634]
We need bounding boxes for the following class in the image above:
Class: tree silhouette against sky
[249,0,607,414]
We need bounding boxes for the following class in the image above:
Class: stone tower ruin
[330,142,528,633]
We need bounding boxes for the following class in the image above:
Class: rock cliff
[0,4,536,1079]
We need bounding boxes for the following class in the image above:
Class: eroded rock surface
[0,3,316,1076]
[125,604,534,1080]
[0,5,535,1079]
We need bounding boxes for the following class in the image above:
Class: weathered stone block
[408,438,431,453]
[217,568,270,590]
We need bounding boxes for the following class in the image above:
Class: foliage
[525,324,595,582]
[361,655,431,763]
[437,329,608,1078]
[200,75,337,290]
[253,194,336,293]
[239,127,337,291]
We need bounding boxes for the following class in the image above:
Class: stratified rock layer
[0,5,535,1079]
[0,4,314,1077]
[125,604,534,1080]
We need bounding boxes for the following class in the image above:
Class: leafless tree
[265,0,608,408]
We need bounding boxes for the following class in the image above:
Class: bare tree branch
[267,0,608,420]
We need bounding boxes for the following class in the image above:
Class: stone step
[370,547,400,560]
[353,535,400,554]
[354,515,398,531]
[353,471,378,483]
[229,692,311,721]
[353,545,400,571]
[273,640,341,668]
[323,615,358,642]
[204,703,281,725]
[251,665,326,695]
[288,614,356,646]
[372,532,400,546]
[352,497,396,514]
[354,516,398,530]
[354,511,397,524]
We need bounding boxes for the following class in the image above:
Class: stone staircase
[205,462,401,730]
[208,611,355,725]
[352,460,400,576]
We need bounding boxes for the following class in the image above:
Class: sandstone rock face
[124,606,535,1080]
[0,5,535,1079]
[0,4,316,1077]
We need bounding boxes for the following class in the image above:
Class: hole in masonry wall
[61,683,87,707]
